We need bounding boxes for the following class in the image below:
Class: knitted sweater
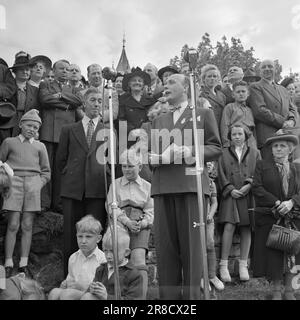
[0,137,51,186]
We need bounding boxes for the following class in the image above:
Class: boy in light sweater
[0,109,50,278]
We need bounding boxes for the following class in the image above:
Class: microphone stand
[188,66,210,300]
[106,79,121,300]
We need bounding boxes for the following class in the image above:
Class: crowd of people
[0,50,300,300]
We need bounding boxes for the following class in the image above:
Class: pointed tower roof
[116,33,131,74]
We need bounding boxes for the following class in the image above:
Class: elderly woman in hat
[252,130,300,300]
[28,55,52,88]
[118,67,156,137]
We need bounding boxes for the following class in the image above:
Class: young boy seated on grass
[81,226,144,300]
[48,215,106,300]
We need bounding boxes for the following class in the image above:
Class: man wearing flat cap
[248,59,298,159]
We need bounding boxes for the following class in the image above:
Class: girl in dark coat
[218,124,260,283]
[252,131,300,300]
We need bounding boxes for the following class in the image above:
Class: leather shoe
[5,266,13,278]
[18,266,33,278]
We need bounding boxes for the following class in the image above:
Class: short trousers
[3,175,42,212]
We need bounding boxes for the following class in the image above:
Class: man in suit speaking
[56,88,108,275]
[148,74,222,299]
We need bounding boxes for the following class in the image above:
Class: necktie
[86,119,94,148]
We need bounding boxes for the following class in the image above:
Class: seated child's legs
[48,288,63,300]
[80,292,99,300]
[5,212,21,265]
[60,288,85,300]
[130,248,146,266]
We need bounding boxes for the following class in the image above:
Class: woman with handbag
[218,124,261,283]
[252,130,300,300]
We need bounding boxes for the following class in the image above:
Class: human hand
[126,220,140,233]
[282,120,295,128]
[52,92,62,99]
[89,282,107,300]
[60,280,67,289]
[239,184,251,195]
[137,220,148,230]
[277,200,294,216]
[231,189,244,199]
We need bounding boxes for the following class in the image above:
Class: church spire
[116,32,131,74]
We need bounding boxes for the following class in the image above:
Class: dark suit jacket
[150,107,222,196]
[248,79,298,148]
[56,120,108,200]
[92,263,143,300]
[39,80,82,143]
[200,86,226,128]
[221,86,235,105]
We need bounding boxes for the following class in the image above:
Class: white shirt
[173,101,188,125]
[235,144,244,163]
[66,247,106,291]
[18,134,34,144]
[81,115,100,136]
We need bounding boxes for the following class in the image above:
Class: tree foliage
[169,33,283,82]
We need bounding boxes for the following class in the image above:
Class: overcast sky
[0,0,299,77]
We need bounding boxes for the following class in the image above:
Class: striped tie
[86,119,94,148]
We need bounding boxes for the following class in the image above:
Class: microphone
[183,47,198,70]
[102,67,117,81]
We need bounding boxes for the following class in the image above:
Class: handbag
[266,218,300,255]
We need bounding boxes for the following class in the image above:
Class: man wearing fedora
[248,59,298,159]
[28,55,52,88]
[243,68,261,85]
[39,59,82,212]
[0,58,17,144]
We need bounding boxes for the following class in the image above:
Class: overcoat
[252,159,300,280]
[218,145,261,225]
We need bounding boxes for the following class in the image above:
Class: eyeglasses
[68,68,80,72]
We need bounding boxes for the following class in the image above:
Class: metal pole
[189,70,210,300]
[106,79,121,300]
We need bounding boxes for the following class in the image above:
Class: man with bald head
[143,63,164,97]
[248,59,298,158]
[67,64,84,89]
[149,73,222,299]
[39,59,82,211]
[80,64,118,124]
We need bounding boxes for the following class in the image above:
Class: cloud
[0,0,299,76]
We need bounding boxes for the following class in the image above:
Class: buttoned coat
[39,80,82,143]
[150,107,222,196]
[200,86,226,129]
[56,120,108,200]
[218,145,261,225]
[248,79,298,148]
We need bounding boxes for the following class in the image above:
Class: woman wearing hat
[28,55,52,88]
[9,52,39,136]
[118,67,156,138]
[252,130,300,300]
